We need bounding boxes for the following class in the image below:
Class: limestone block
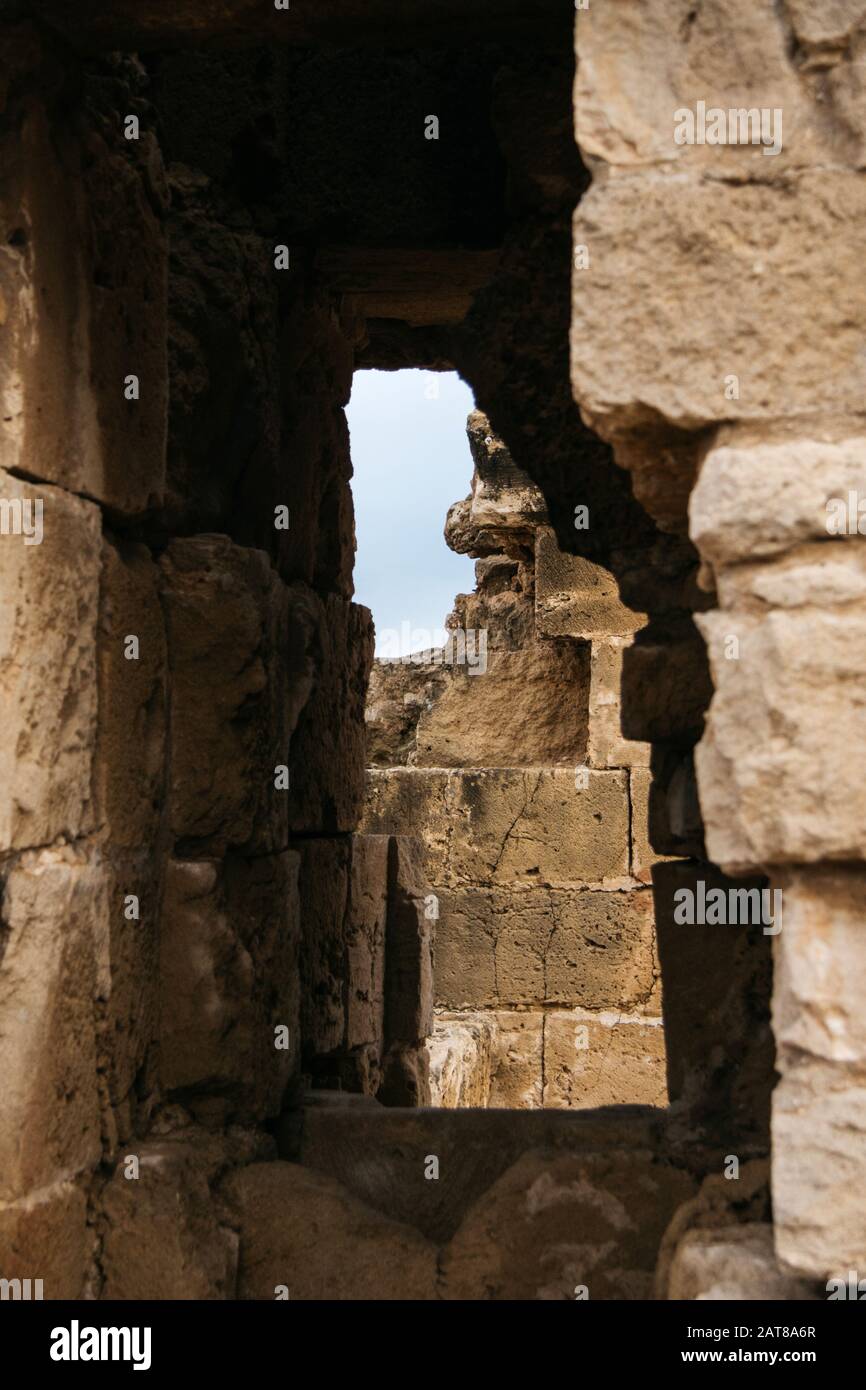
[543,1009,667,1110]
[587,637,651,769]
[666,1225,818,1301]
[160,851,300,1125]
[223,1161,438,1301]
[0,1179,90,1300]
[441,1148,695,1300]
[362,768,631,888]
[0,95,167,514]
[94,850,160,1145]
[412,640,590,768]
[95,538,167,848]
[434,886,657,1011]
[383,836,434,1044]
[288,593,374,834]
[100,1132,243,1299]
[572,172,866,439]
[535,528,645,639]
[630,767,679,883]
[294,1097,664,1244]
[771,867,866,1278]
[345,835,389,1052]
[653,861,774,1148]
[427,1013,496,1108]
[691,427,866,570]
[465,411,548,534]
[0,849,103,1202]
[696,607,866,869]
[160,536,299,855]
[489,1010,544,1109]
[378,1041,431,1108]
[575,0,864,177]
[298,838,350,1060]
[773,1063,866,1280]
[0,470,100,851]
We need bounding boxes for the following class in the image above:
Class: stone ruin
[0,0,862,1303]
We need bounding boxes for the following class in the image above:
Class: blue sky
[347,369,477,656]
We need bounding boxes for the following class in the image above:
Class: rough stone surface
[0,849,103,1203]
[0,1180,90,1300]
[160,852,300,1125]
[772,867,866,1280]
[160,536,301,856]
[363,768,631,888]
[224,1161,438,1301]
[99,1128,254,1299]
[95,537,167,848]
[0,82,168,515]
[427,1013,496,1108]
[543,1010,667,1111]
[0,471,101,852]
[536,528,645,639]
[434,886,656,1011]
[441,1148,694,1300]
[667,1225,819,1301]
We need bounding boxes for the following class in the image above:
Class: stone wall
[0,0,852,1304]
[363,414,668,1111]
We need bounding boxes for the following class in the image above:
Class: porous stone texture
[0,849,104,1204]
[3,0,838,1305]
[98,1126,265,1299]
[667,1225,819,1301]
[364,768,631,889]
[0,60,168,516]
[441,1147,694,1300]
[0,471,101,852]
[159,852,301,1126]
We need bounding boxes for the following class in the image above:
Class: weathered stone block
[0,470,100,851]
[543,1009,667,1110]
[0,95,167,515]
[100,1130,246,1299]
[572,172,866,439]
[297,838,350,1061]
[0,850,102,1201]
[288,594,373,834]
[362,768,631,887]
[345,835,389,1052]
[160,851,300,1125]
[771,867,866,1279]
[773,1064,866,1280]
[427,1013,495,1108]
[535,528,645,638]
[95,538,167,848]
[489,1010,544,1109]
[691,427,866,570]
[587,637,651,769]
[441,1148,694,1300]
[666,1224,818,1301]
[95,850,160,1146]
[630,767,678,883]
[434,886,657,1011]
[383,836,433,1044]
[223,1161,438,1300]
[0,1179,90,1299]
[412,640,590,768]
[161,536,302,856]
[696,606,866,869]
